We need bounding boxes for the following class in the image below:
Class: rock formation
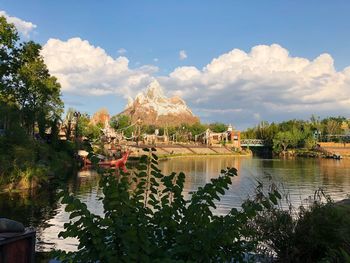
[120,81,199,126]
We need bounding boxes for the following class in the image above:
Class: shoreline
[157,152,252,160]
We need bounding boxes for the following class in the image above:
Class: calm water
[1,156,350,252]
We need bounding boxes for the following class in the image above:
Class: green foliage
[110,114,130,130]
[55,149,282,262]
[1,15,63,136]
[252,192,350,262]
[75,113,102,141]
[54,151,350,262]
[273,130,298,152]
[242,116,350,153]
[0,136,74,187]
[110,114,133,137]
[0,16,71,187]
[142,124,156,135]
[209,122,227,133]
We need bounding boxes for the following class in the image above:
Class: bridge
[240,139,266,147]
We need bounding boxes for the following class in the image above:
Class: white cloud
[117,48,127,54]
[162,44,350,125]
[179,50,187,60]
[42,38,154,97]
[41,40,350,127]
[0,10,36,38]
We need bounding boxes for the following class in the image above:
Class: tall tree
[1,15,63,139]
[0,16,20,130]
[17,41,63,135]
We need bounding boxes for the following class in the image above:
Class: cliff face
[120,81,199,126]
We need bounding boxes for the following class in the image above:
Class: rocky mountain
[120,81,199,126]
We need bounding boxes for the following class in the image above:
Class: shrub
[55,148,281,262]
[252,191,350,262]
[55,149,350,262]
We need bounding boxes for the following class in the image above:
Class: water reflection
[159,157,350,214]
[1,156,350,252]
[0,187,59,251]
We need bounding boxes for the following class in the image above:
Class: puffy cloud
[0,10,36,38]
[42,38,155,97]
[161,44,350,125]
[41,39,350,127]
[179,50,187,60]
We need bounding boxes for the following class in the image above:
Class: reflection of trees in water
[159,157,350,209]
[159,157,241,193]
[0,187,60,250]
[255,158,350,203]
[0,170,103,251]
[69,170,101,196]
[319,159,350,185]
[0,188,58,227]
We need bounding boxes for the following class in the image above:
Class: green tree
[1,16,63,137]
[110,114,130,129]
[63,108,76,140]
[0,15,69,186]
[0,16,19,102]
[209,122,227,133]
[273,131,297,152]
[16,41,63,136]
[188,122,207,135]
[110,114,133,137]
[76,114,102,141]
[0,16,21,132]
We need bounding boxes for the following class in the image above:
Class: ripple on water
[1,157,350,252]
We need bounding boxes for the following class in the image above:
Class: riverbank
[275,143,350,158]
[0,139,76,192]
[129,144,251,159]
[318,142,350,158]
[157,152,251,160]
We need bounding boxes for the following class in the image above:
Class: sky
[1,1,350,129]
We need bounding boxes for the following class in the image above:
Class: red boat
[81,150,131,173]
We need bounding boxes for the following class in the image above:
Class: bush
[55,148,281,262]
[252,192,350,262]
[55,150,350,262]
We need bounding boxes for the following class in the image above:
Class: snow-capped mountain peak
[121,80,199,126]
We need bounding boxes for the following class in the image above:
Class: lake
[1,156,350,252]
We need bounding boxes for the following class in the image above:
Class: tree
[324,119,341,136]
[16,41,63,135]
[209,122,227,133]
[76,114,102,141]
[188,122,207,135]
[0,16,20,131]
[63,108,76,140]
[273,131,297,152]
[110,114,133,137]
[0,16,19,102]
[1,16,63,137]
[110,114,130,130]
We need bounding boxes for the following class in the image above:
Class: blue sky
[1,1,350,128]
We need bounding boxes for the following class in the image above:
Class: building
[196,124,241,148]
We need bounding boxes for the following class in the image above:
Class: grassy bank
[0,136,75,191]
